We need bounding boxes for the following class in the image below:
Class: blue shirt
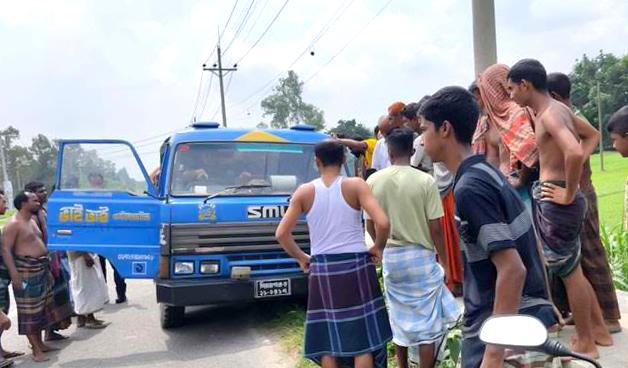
[454,155,551,334]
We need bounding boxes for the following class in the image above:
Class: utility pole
[597,81,604,171]
[0,134,13,209]
[472,0,498,76]
[203,42,237,128]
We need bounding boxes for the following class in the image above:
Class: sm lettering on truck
[247,205,288,219]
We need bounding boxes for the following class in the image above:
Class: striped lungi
[12,255,73,335]
[382,245,460,347]
[304,252,392,367]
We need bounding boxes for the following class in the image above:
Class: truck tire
[160,304,185,329]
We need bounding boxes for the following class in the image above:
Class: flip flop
[0,359,13,367]
[2,351,24,359]
[45,332,69,342]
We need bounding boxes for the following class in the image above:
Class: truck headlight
[174,261,194,275]
[200,261,220,274]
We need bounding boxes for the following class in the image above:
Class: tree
[261,71,325,130]
[570,51,628,148]
[328,119,373,139]
[256,122,269,129]
[28,134,58,187]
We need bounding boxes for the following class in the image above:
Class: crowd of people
[0,179,129,365]
[276,58,628,368]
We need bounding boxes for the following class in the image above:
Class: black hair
[415,95,431,117]
[507,58,548,91]
[374,126,380,137]
[25,181,45,192]
[468,81,478,93]
[385,127,415,157]
[401,103,421,120]
[420,86,479,144]
[14,191,30,210]
[607,105,628,135]
[315,140,345,167]
[547,72,571,100]
[0,189,4,196]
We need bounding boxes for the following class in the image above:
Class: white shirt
[371,138,391,171]
[411,135,453,195]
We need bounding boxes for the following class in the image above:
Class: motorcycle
[479,314,601,368]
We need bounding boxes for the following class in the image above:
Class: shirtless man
[2,192,58,362]
[507,59,612,358]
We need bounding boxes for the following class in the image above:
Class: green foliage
[590,151,627,229]
[261,71,325,130]
[328,119,373,139]
[601,225,628,291]
[570,51,628,149]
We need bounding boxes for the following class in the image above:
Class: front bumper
[155,273,308,306]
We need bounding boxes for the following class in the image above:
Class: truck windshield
[170,142,328,196]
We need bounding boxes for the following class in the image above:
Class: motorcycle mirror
[479,315,548,348]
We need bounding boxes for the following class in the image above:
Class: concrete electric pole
[472,0,498,77]
[203,43,237,128]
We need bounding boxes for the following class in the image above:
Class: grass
[590,151,627,229]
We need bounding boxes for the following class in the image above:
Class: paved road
[3,280,293,368]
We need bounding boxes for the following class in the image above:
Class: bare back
[536,100,580,182]
[4,216,48,258]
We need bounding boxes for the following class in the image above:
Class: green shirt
[366,165,444,248]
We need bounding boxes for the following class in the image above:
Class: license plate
[254,278,291,298]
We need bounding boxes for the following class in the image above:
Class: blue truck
[47,122,335,328]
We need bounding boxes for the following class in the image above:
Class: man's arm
[542,112,585,204]
[428,218,449,280]
[1,223,22,288]
[333,138,368,152]
[571,112,600,159]
[357,180,390,254]
[275,186,311,272]
[480,248,527,368]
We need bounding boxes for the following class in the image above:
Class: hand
[297,254,311,273]
[84,254,95,268]
[0,312,10,331]
[195,169,209,180]
[11,275,23,290]
[540,182,575,205]
[368,246,383,265]
[507,175,523,189]
[480,345,505,368]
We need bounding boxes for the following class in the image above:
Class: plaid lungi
[48,252,73,330]
[12,255,73,335]
[551,189,621,321]
[0,258,10,313]
[382,245,460,347]
[305,252,392,367]
[532,182,586,278]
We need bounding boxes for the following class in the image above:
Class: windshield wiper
[203,184,271,203]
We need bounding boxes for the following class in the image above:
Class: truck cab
[48,123,332,328]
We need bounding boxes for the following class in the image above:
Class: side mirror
[479,315,548,348]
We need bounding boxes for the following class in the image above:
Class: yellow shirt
[366,165,444,248]
[363,138,377,169]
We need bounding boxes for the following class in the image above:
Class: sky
[1,0,627,170]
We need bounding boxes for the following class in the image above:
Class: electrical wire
[235,0,290,65]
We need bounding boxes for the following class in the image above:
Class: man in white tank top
[276,141,392,368]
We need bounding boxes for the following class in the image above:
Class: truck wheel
[160,304,185,329]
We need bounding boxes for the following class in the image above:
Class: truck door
[47,140,163,279]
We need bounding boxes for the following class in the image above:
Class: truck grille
[170,222,309,254]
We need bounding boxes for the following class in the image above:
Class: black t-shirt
[454,155,550,332]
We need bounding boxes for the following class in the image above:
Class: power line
[241,0,270,43]
[304,0,394,84]
[223,0,257,55]
[235,0,290,65]
[229,0,356,116]
[198,73,216,119]
[189,70,205,122]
